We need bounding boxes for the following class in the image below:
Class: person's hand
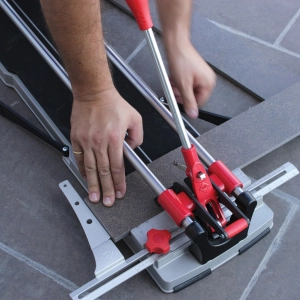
[166,41,216,119]
[70,87,143,207]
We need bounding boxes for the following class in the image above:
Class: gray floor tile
[0,114,95,287]
[281,15,300,55]
[101,0,145,60]
[194,0,300,44]
[243,137,300,202]
[111,0,300,100]
[247,206,300,300]
[248,38,300,77]
[197,82,300,171]
[0,250,71,300]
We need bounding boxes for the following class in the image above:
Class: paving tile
[0,115,95,287]
[281,15,300,55]
[197,82,300,171]
[245,38,300,77]
[110,0,300,100]
[243,137,300,202]
[0,250,71,300]
[193,0,300,44]
[247,205,300,300]
[101,0,145,59]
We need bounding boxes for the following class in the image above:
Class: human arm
[40,0,143,206]
[156,0,216,118]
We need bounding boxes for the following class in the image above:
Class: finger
[95,148,115,207]
[72,145,86,178]
[83,149,101,203]
[195,87,212,107]
[179,86,199,119]
[126,114,143,149]
[108,140,126,200]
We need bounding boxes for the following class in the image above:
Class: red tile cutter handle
[125,0,257,258]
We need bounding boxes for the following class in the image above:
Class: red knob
[145,229,171,254]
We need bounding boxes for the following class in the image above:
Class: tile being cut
[85,81,300,241]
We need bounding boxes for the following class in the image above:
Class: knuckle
[110,165,124,175]
[85,164,97,173]
[88,183,99,190]
[98,167,111,177]
[109,131,121,144]
[92,131,103,146]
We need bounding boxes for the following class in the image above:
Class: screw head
[197,172,206,180]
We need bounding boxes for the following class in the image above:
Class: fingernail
[89,192,98,202]
[186,109,198,119]
[116,191,123,199]
[103,197,112,206]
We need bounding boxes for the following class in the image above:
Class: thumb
[179,86,199,119]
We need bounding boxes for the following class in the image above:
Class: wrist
[163,34,192,59]
[72,82,115,102]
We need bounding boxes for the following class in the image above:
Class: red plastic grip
[145,229,171,254]
[158,189,193,226]
[208,161,243,195]
[126,0,153,30]
[224,218,248,239]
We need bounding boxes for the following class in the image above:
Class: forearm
[156,0,192,49]
[40,0,113,99]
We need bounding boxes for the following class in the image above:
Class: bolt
[197,172,206,180]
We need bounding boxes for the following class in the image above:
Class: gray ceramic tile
[197,82,300,171]
[0,250,71,300]
[0,114,95,287]
[247,206,300,300]
[280,15,300,55]
[243,137,300,202]
[246,37,300,77]
[193,0,300,44]
[110,0,300,100]
[101,0,145,60]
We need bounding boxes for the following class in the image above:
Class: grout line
[274,8,300,46]
[239,203,298,300]
[125,39,147,64]
[0,241,78,292]
[207,19,300,59]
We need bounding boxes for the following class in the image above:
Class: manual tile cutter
[59,0,299,298]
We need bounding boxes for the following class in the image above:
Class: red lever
[145,229,171,254]
[126,0,153,30]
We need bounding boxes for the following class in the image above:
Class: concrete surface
[1,1,300,299]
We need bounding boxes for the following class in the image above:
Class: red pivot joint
[145,229,171,254]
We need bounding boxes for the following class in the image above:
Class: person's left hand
[165,41,216,119]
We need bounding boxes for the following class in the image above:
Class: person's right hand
[70,87,143,207]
